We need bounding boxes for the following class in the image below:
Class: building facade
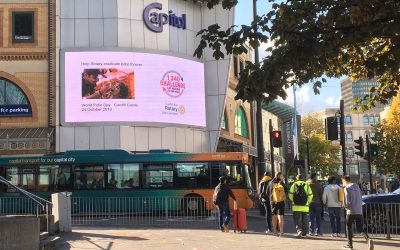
[0,0,56,156]
[56,0,233,153]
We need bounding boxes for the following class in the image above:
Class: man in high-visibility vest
[289,174,313,238]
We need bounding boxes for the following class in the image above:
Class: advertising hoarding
[64,51,205,127]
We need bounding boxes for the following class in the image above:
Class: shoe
[342,245,353,249]
[296,231,302,238]
[279,233,284,237]
[301,234,307,238]
[312,232,318,236]
[331,233,337,237]
[265,229,271,235]
[368,239,374,250]
[220,227,225,232]
[337,234,342,238]
[222,224,229,232]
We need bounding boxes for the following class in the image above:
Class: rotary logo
[160,70,186,98]
[178,105,186,114]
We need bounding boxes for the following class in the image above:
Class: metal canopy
[263,101,297,122]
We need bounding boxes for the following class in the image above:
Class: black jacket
[214,183,236,205]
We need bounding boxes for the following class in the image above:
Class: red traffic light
[272,131,282,147]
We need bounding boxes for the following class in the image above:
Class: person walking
[323,176,342,237]
[258,171,273,234]
[341,175,374,249]
[266,172,287,236]
[213,176,236,232]
[289,174,313,238]
[308,173,323,236]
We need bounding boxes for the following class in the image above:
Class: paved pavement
[58,209,400,250]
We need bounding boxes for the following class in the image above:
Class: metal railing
[71,196,219,227]
[363,202,400,239]
[0,176,53,232]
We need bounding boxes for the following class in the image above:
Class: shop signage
[0,105,32,117]
[143,2,187,33]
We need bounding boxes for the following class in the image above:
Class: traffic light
[354,136,364,157]
[370,143,378,157]
[272,130,282,147]
[325,117,338,140]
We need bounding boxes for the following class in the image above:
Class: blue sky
[234,1,342,115]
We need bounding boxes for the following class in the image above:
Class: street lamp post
[252,0,266,174]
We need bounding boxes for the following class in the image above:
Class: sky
[234,0,342,115]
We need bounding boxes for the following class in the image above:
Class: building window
[345,115,352,125]
[346,131,353,141]
[233,56,238,78]
[0,78,32,117]
[221,111,227,130]
[374,115,380,124]
[12,12,34,42]
[363,115,369,125]
[369,115,375,125]
[234,106,248,138]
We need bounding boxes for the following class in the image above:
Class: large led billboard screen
[63,51,205,127]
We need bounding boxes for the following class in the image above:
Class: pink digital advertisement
[64,51,205,127]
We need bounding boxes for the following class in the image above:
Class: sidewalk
[58,210,400,250]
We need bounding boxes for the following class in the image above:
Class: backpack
[272,182,286,203]
[259,180,269,200]
[293,183,308,205]
[213,184,224,205]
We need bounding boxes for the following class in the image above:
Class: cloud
[258,40,274,61]
[325,96,335,106]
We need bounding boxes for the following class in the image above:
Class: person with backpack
[307,173,323,236]
[289,174,313,238]
[258,171,273,234]
[213,176,236,232]
[266,172,287,236]
[341,175,374,250]
[322,176,342,237]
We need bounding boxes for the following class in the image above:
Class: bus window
[211,162,246,188]
[175,162,209,189]
[142,164,173,188]
[74,165,105,190]
[38,165,71,191]
[107,163,139,189]
[5,167,18,192]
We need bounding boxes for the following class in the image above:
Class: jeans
[309,202,322,234]
[346,214,369,247]
[293,211,308,235]
[218,202,231,228]
[263,200,272,231]
[328,207,341,234]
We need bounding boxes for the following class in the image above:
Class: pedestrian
[289,174,313,238]
[213,176,236,232]
[307,173,323,236]
[258,171,273,234]
[266,172,287,236]
[341,175,374,249]
[322,176,342,237]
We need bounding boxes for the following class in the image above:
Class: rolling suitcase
[233,201,247,233]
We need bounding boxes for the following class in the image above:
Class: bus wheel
[182,195,204,216]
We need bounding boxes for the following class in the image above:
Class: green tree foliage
[373,93,400,177]
[196,0,400,109]
[300,113,340,177]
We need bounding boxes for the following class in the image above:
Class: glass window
[107,163,139,189]
[5,167,19,192]
[12,12,34,42]
[142,164,173,188]
[363,115,369,125]
[345,115,352,125]
[234,107,248,138]
[175,162,209,189]
[369,115,375,125]
[374,115,380,124]
[221,112,227,130]
[346,131,353,141]
[74,165,105,190]
[233,56,238,78]
[0,78,29,106]
[38,165,71,192]
[210,162,246,188]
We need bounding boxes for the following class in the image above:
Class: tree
[196,0,400,109]
[373,93,400,177]
[299,113,340,177]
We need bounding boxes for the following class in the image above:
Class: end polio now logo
[143,3,187,33]
[160,71,186,98]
